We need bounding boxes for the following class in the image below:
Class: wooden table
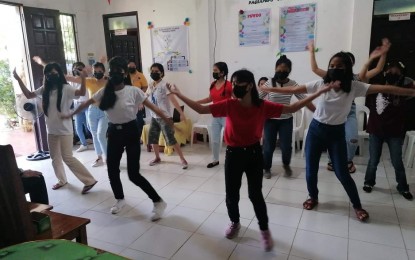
[35,211,90,245]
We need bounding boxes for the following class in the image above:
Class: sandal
[207,161,219,168]
[348,161,356,174]
[303,198,318,210]
[327,162,334,171]
[354,208,369,222]
[52,182,66,190]
[81,181,98,194]
[149,158,161,166]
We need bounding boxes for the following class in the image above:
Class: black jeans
[107,120,161,202]
[22,175,49,204]
[136,110,145,139]
[225,142,269,230]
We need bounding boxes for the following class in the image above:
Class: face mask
[94,72,104,80]
[128,67,137,74]
[233,84,249,99]
[46,74,60,84]
[274,71,289,81]
[212,72,220,80]
[327,69,346,82]
[150,72,161,81]
[385,73,400,84]
[109,72,124,85]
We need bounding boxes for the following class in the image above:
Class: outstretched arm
[168,92,186,121]
[260,84,308,94]
[367,84,415,96]
[196,96,212,104]
[13,69,36,99]
[143,99,174,126]
[168,85,211,114]
[62,98,95,119]
[282,82,336,113]
[74,69,88,96]
[32,56,47,67]
[308,41,327,78]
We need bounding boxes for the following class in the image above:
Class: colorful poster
[279,3,317,52]
[239,8,271,47]
[151,26,189,72]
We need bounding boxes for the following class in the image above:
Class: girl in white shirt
[261,51,415,222]
[68,57,168,220]
[13,63,97,194]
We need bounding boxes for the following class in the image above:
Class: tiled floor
[16,143,415,260]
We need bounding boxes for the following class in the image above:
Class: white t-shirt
[34,84,77,135]
[305,80,369,125]
[93,85,147,124]
[146,80,172,118]
[71,82,89,107]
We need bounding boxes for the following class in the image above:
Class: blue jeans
[305,119,362,208]
[263,117,293,169]
[87,105,108,157]
[210,117,226,162]
[364,134,409,192]
[328,102,358,162]
[74,108,88,146]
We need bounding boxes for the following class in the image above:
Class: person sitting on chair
[18,168,49,204]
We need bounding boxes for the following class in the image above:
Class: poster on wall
[239,8,271,47]
[151,25,189,72]
[279,3,316,52]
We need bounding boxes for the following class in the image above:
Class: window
[59,14,78,72]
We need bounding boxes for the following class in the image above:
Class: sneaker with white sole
[225,222,241,239]
[110,199,126,214]
[76,145,88,152]
[92,158,105,167]
[151,200,167,221]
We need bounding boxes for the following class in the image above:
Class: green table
[0,239,127,259]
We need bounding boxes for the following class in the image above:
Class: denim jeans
[209,117,226,162]
[87,105,108,158]
[107,120,161,201]
[364,134,409,192]
[263,117,293,170]
[328,102,358,162]
[305,119,362,209]
[225,143,269,230]
[74,108,88,146]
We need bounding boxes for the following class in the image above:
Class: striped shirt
[259,78,306,119]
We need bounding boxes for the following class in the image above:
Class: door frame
[102,11,142,72]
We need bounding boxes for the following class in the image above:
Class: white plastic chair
[403,131,415,168]
[356,104,370,156]
[190,114,212,147]
[292,108,305,151]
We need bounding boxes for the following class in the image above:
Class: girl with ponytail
[197,62,233,168]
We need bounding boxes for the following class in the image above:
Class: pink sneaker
[261,229,274,251]
[225,222,241,239]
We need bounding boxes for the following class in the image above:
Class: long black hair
[99,56,128,111]
[384,61,406,86]
[210,62,229,97]
[42,63,67,116]
[231,69,263,107]
[323,52,354,93]
[272,55,292,87]
[258,77,268,86]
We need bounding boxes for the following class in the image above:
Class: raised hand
[307,41,315,52]
[167,83,181,95]
[32,56,44,66]
[322,81,341,92]
[79,68,88,78]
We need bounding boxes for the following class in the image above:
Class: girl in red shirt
[168,69,332,251]
[197,62,233,168]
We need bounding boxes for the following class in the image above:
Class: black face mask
[150,73,161,81]
[47,74,60,84]
[128,67,137,74]
[212,72,220,80]
[274,71,289,81]
[109,72,124,85]
[94,72,104,80]
[327,69,346,82]
[233,84,249,99]
[385,73,401,84]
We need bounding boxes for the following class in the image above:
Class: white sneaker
[151,200,167,221]
[92,158,105,167]
[110,199,126,214]
[76,145,88,152]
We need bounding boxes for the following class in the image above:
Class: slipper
[52,182,66,190]
[81,181,98,194]
[207,161,219,168]
[348,161,356,174]
[303,198,318,210]
[355,208,369,222]
[327,162,334,171]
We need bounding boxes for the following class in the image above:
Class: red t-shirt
[210,99,284,147]
[209,81,233,103]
